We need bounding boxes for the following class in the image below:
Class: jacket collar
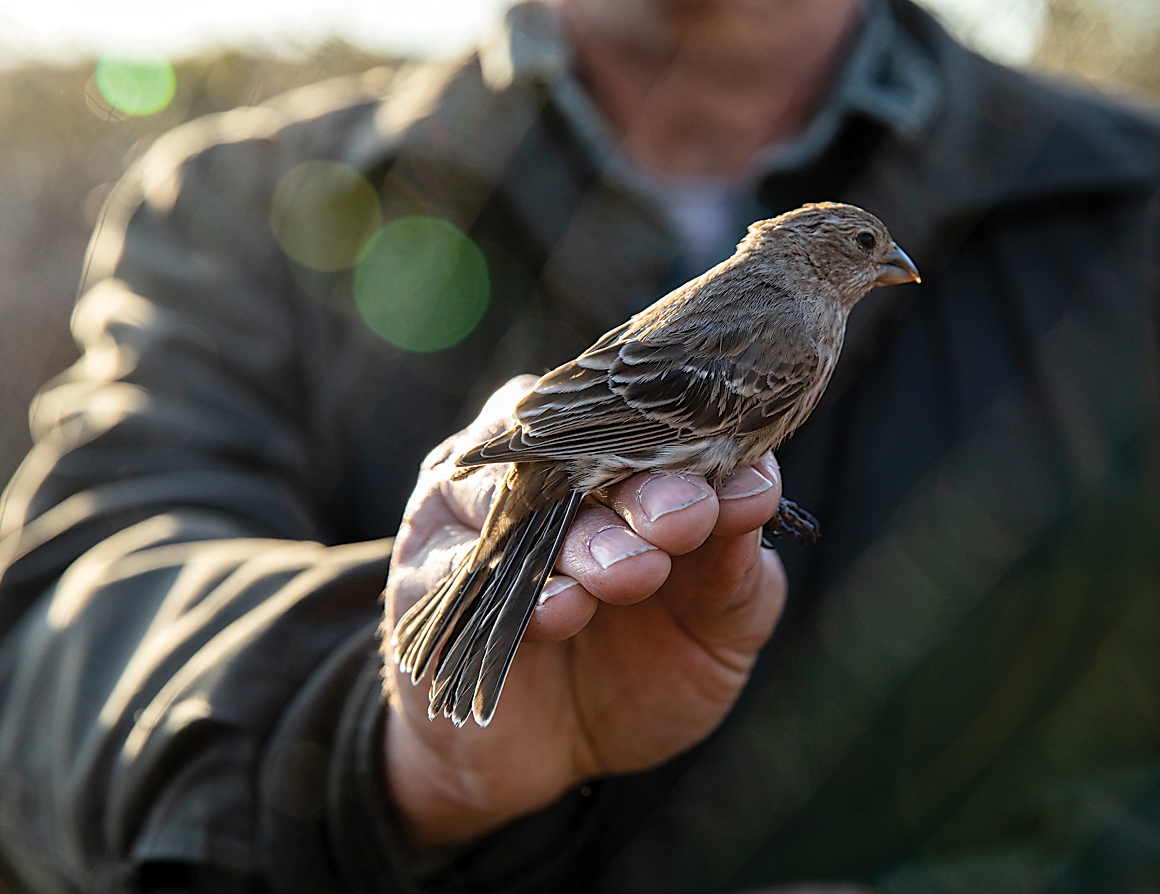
[851,0,1160,270]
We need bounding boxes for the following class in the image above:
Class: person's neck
[559,0,864,177]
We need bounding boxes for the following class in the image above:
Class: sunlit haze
[0,0,1047,67]
[0,0,515,64]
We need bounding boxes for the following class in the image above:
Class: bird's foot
[761,497,820,547]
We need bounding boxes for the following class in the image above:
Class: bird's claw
[761,497,820,547]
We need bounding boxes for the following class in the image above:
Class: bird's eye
[856,232,876,251]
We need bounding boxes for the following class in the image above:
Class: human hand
[382,377,787,847]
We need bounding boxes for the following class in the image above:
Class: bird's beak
[875,245,921,286]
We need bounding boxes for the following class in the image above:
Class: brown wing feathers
[459,321,819,469]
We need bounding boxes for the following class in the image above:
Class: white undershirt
[642,172,749,275]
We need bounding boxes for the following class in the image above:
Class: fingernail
[589,527,657,569]
[757,451,781,487]
[638,474,709,522]
[718,465,774,500]
[539,576,577,604]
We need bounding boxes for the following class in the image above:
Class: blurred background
[0,0,1158,491]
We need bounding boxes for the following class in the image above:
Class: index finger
[601,452,783,552]
[711,452,783,538]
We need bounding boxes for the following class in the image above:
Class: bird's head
[743,202,920,309]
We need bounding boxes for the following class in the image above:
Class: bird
[392,202,920,727]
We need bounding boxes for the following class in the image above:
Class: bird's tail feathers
[470,490,581,724]
[392,477,583,727]
[394,560,486,683]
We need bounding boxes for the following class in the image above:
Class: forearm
[0,509,393,891]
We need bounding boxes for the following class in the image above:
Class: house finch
[393,202,920,727]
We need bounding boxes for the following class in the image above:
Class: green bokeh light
[270,161,382,272]
[94,54,176,116]
[354,217,490,353]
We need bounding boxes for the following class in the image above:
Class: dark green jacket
[1,2,1159,892]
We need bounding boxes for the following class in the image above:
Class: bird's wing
[458,389,680,464]
[457,319,819,466]
[458,322,678,464]
[607,327,818,434]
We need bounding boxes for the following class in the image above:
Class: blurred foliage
[1035,0,1160,98]
[0,2,1159,491]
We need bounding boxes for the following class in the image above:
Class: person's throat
[561,0,864,177]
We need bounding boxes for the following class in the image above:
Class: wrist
[383,702,526,848]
